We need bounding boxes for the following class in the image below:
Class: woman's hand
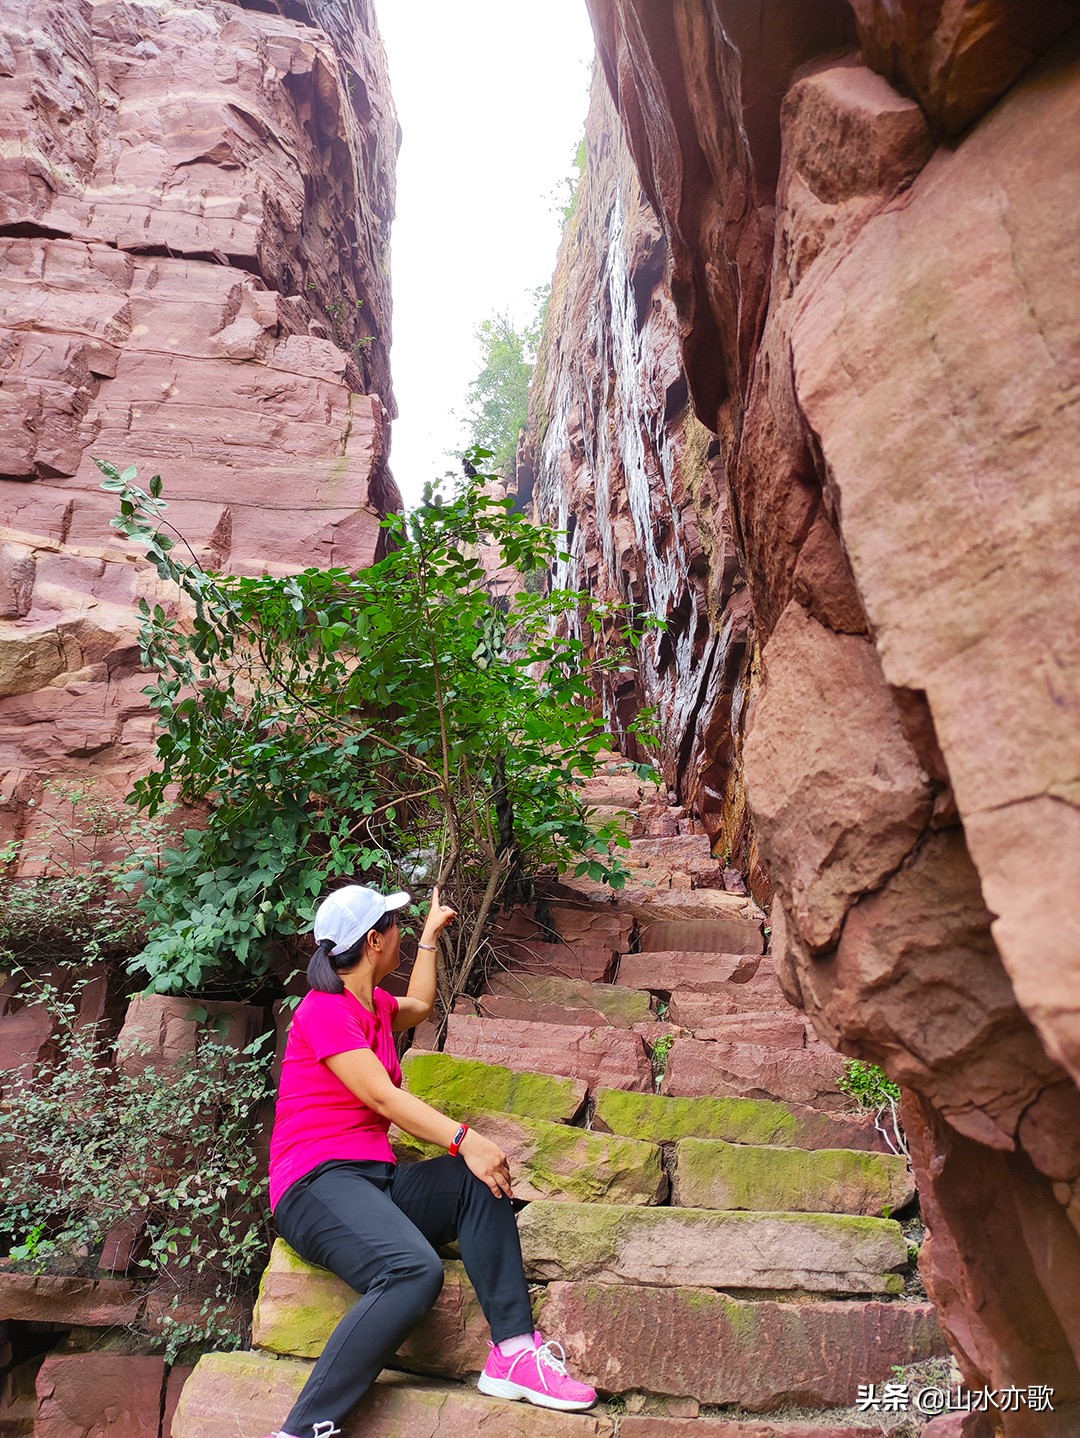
[460,1128,514,1200]
[424,886,457,939]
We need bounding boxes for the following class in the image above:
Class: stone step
[254,1249,487,1373]
[618,1421,884,1438]
[393,1107,667,1205]
[173,1354,614,1438]
[580,803,642,837]
[546,883,764,949]
[667,985,792,1021]
[0,1271,144,1326]
[638,913,765,954]
[670,1138,914,1216]
[463,994,612,1027]
[485,972,655,1027]
[517,1202,908,1295]
[443,1015,654,1093]
[493,901,633,954]
[536,1283,947,1410]
[682,1012,810,1045]
[496,941,619,984]
[616,951,764,994]
[621,835,730,889]
[400,1051,587,1123]
[661,1039,850,1111]
[577,773,664,808]
[592,1087,887,1153]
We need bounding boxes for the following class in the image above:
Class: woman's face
[368,913,401,979]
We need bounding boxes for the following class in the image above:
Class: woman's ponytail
[308,938,345,994]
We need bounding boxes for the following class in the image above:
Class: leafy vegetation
[838,1059,908,1158]
[0,976,272,1361]
[98,452,657,1013]
[0,780,160,969]
[463,295,546,473]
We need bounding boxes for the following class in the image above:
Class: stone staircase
[174,757,949,1437]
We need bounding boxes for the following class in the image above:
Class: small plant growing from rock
[838,1059,908,1158]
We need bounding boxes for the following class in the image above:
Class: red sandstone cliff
[0,0,400,857]
[521,74,762,888]
[540,1,1080,1427]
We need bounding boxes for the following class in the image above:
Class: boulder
[849,0,1080,135]
[671,1137,914,1216]
[593,1087,885,1153]
[400,1052,586,1124]
[517,1201,907,1295]
[537,1282,946,1407]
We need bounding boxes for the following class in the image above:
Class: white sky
[375,1,596,505]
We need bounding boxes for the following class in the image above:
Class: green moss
[394,1106,664,1205]
[595,1087,804,1146]
[675,1138,911,1216]
[401,1052,585,1122]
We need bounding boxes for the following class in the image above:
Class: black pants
[273,1157,534,1437]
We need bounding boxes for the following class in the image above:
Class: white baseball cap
[314,885,411,956]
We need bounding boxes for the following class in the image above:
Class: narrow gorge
[2,3,1079,1438]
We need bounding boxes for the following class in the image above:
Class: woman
[264,883,597,1438]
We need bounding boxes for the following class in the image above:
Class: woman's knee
[394,1247,444,1306]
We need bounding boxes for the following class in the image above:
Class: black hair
[307,909,399,993]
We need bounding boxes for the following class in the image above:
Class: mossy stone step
[671,1137,914,1216]
[252,1244,492,1373]
[173,1354,615,1438]
[517,1201,907,1295]
[593,1087,883,1153]
[401,1051,587,1123]
[536,1282,947,1409]
[393,1106,667,1205]
[485,972,654,1027]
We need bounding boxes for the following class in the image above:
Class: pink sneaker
[477,1332,597,1411]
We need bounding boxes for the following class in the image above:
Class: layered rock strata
[0,0,400,856]
[521,74,759,881]
[581,1,1080,1427]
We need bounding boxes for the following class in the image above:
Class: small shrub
[0,781,162,968]
[838,1059,908,1158]
[0,979,273,1361]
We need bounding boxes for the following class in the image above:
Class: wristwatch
[448,1123,469,1156]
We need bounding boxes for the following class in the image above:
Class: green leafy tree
[463,301,545,473]
[97,453,656,1010]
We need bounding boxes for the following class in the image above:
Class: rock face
[0,0,400,856]
[572,1,1080,1424]
[520,73,759,881]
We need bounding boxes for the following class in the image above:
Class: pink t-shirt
[269,986,402,1211]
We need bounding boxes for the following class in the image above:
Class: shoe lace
[312,1424,342,1438]
[535,1340,569,1377]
